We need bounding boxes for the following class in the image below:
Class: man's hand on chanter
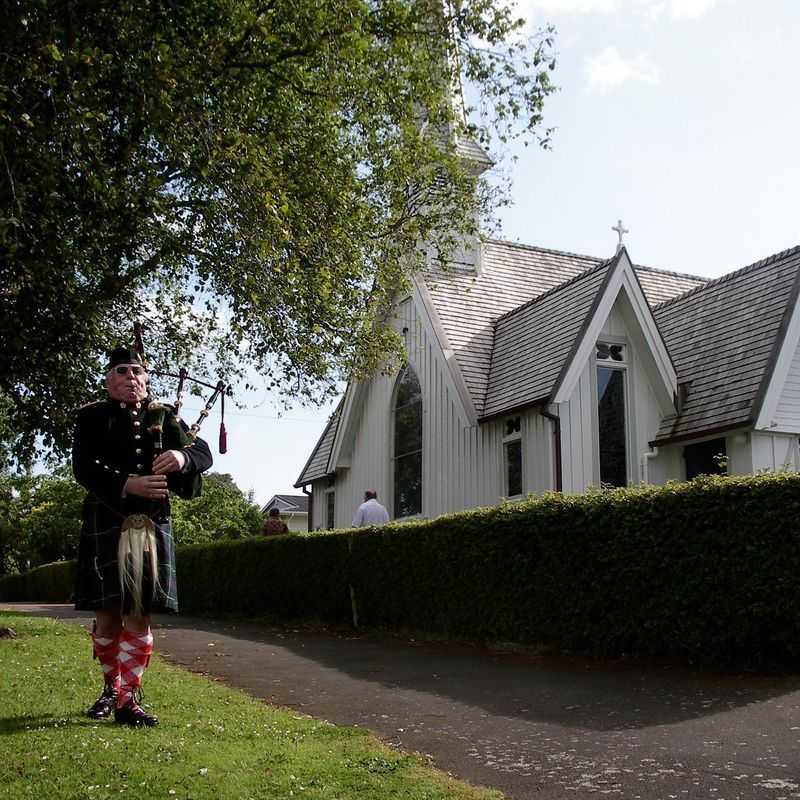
[152,450,186,475]
[125,474,169,500]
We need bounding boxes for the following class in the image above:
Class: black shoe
[114,700,158,728]
[86,683,118,719]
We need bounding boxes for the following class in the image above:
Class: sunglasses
[114,365,145,376]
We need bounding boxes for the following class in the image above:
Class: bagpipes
[134,322,231,454]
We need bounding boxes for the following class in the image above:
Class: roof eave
[649,420,753,448]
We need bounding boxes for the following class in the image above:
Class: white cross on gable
[612,219,629,253]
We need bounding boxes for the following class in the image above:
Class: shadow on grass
[0,713,102,735]
[7,602,800,733]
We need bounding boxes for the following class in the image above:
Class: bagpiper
[72,346,213,726]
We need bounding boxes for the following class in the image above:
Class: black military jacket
[72,397,212,613]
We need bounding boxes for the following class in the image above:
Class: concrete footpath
[4,603,800,799]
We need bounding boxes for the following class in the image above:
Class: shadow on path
[6,603,800,800]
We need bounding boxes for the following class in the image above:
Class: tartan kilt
[74,495,179,614]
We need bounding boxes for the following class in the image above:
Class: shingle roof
[294,403,341,486]
[483,259,614,419]
[263,494,309,514]
[423,239,707,416]
[653,246,800,444]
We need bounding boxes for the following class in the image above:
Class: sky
[201,0,800,508]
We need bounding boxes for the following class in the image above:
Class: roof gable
[653,246,800,444]
[294,402,341,486]
[262,494,309,514]
[553,249,677,409]
[482,248,677,420]
[422,239,706,416]
[482,258,614,418]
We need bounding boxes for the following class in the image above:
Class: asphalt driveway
[4,603,800,799]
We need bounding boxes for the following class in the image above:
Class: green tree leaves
[0,467,83,575]
[171,472,265,543]
[1,0,556,464]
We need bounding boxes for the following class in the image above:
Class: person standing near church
[352,490,390,527]
[72,347,212,727]
[262,506,289,535]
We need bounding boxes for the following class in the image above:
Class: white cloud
[670,0,718,18]
[586,47,661,93]
[637,0,667,21]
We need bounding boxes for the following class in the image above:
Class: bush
[4,473,800,668]
[0,560,76,603]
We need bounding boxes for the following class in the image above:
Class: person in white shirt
[352,490,390,527]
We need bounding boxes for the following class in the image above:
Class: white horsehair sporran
[118,513,161,615]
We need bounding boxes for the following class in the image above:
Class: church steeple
[419,0,492,274]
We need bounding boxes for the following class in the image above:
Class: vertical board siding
[560,298,676,492]
[751,432,800,473]
[331,289,686,520]
[333,292,561,524]
[560,359,595,493]
[774,336,800,429]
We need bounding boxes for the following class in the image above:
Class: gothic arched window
[392,366,422,518]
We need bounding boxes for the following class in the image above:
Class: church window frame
[391,365,423,519]
[595,339,630,488]
[324,477,336,530]
[502,415,523,498]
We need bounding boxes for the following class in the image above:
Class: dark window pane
[684,438,727,480]
[394,404,422,457]
[505,439,522,496]
[394,452,422,517]
[598,367,627,487]
[393,367,423,518]
[395,368,422,408]
[326,491,335,529]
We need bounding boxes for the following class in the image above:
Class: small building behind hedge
[296,229,800,529]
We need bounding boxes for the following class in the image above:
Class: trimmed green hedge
[0,560,76,603]
[4,474,800,667]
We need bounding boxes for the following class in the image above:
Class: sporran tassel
[118,514,161,617]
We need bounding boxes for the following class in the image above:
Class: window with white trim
[324,477,336,529]
[392,366,422,518]
[596,342,628,487]
[503,415,523,498]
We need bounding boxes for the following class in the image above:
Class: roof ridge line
[494,256,614,323]
[487,238,604,263]
[654,244,800,311]
[634,262,709,282]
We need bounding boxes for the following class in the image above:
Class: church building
[295,211,800,530]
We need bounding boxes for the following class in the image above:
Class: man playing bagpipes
[72,346,214,727]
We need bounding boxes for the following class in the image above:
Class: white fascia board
[327,381,358,473]
[413,274,478,425]
[755,294,800,430]
[618,267,677,408]
[553,252,676,406]
[552,256,624,404]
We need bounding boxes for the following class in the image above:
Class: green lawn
[0,613,502,800]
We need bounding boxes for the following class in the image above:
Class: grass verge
[0,612,502,800]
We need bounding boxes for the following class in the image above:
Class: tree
[1,0,556,463]
[0,467,261,573]
[171,472,264,543]
[0,466,83,574]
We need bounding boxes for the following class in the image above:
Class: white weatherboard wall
[310,291,556,528]
[283,515,308,533]
[772,333,800,431]
[751,431,800,473]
